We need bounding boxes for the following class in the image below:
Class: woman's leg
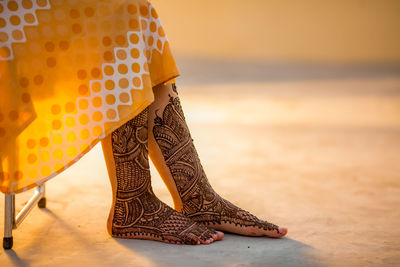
[101,107,222,244]
[148,83,287,238]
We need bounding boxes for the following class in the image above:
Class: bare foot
[151,89,287,238]
[105,107,223,245]
[110,186,223,244]
[180,186,287,238]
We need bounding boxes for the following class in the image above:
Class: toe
[278,227,288,236]
[191,229,215,245]
[264,226,288,238]
[215,231,224,241]
[199,236,215,245]
[186,233,203,245]
[208,229,224,241]
[200,230,220,245]
[202,238,214,245]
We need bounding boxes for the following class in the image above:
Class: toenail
[278,227,288,235]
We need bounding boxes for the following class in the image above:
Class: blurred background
[147,0,400,128]
[153,0,400,63]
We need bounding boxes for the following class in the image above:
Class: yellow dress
[0,0,179,193]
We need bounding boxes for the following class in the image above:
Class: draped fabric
[0,0,179,193]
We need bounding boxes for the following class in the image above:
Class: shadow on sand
[4,250,30,267]
[116,233,322,267]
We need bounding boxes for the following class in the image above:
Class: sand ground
[0,62,400,266]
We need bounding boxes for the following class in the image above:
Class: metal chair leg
[3,184,47,250]
[3,193,15,250]
[38,183,46,208]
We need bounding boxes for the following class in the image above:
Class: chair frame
[3,184,46,249]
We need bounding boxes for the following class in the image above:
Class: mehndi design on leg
[151,85,287,237]
[109,107,219,244]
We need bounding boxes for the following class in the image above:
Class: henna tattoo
[153,86,280,234]
[172,83,178,95]
[110,107,216,244]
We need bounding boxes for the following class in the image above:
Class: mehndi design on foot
[109,107,219,244]
[152,87,287,237]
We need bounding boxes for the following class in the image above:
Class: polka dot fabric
[0,0,179,193]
